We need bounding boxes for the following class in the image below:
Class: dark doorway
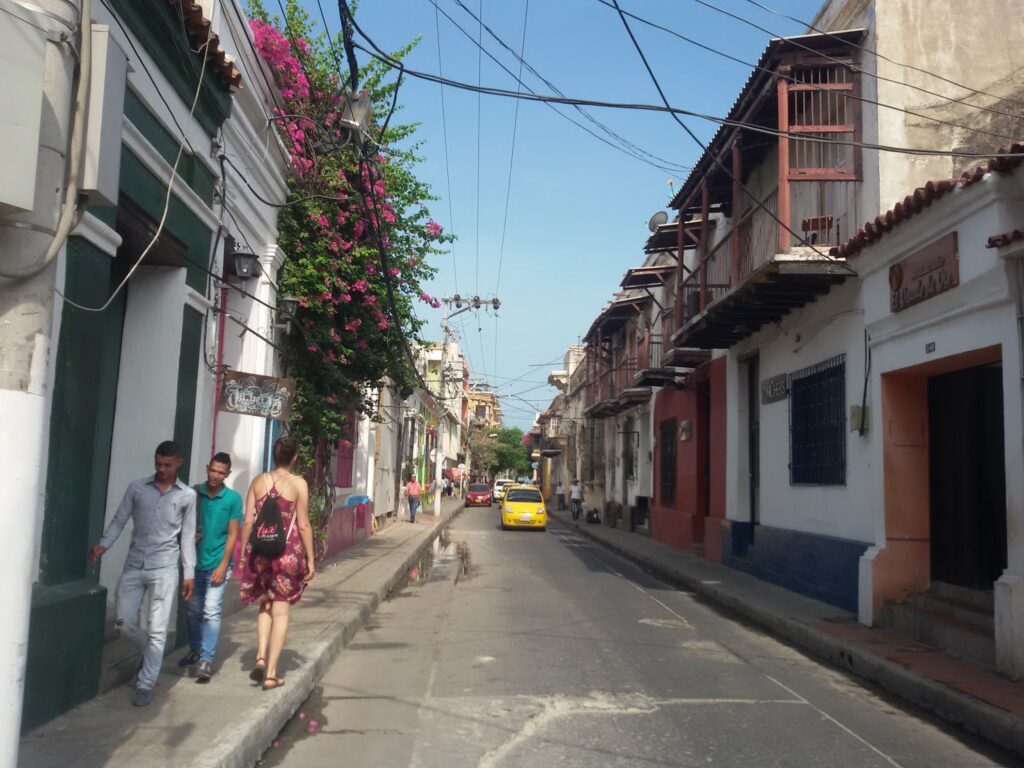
[928,363,1007,590]
[746,354,760,539]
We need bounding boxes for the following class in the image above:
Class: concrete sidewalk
[18,499,464,768]
[549,507,1024,758]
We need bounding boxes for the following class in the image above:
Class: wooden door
[928,363,1007,590]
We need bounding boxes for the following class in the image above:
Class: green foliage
[243,1,452,479]
[481,430,532,479]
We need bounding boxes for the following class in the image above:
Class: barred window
[789,355,846,485]
[659,419,677,504]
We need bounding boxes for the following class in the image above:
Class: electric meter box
[0,0,46,213]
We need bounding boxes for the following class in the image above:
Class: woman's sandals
[261,676,285,690]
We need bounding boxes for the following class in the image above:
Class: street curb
[553,515,1024,758]
[199,505,465,768]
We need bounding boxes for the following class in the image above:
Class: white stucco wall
[99,269,188,593]
[727,277,872,544]
[857,174,1023,558]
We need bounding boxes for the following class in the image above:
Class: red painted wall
[705,357,727,563]
[650,358,727,562]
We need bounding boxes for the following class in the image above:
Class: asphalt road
[260,508,1016,768]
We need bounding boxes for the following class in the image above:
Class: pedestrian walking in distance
[556,481,566,511]
[239,437,316,691]
[178,452,242,683]
[569,479,583,520]
[88,441,196,708]
[405,475,422,523]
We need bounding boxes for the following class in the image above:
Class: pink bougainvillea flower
[344,318,363,332]
[366,264,378,275]
[352,279,368,292]
[298,298,309,309]
[425,220,443,236]
[320,291,332,301]
[340,293,352,303]
[358,339,368,349]
[364,295,377,305]
[389,267,400,277]
[307,344,317,353]
[377,318,389,329]
[431,299,441,309]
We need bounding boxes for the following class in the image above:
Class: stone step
[908,592,994,631]
[885,601,995,668]
[929,581,995,612]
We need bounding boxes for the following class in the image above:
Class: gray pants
[115,563,179,691]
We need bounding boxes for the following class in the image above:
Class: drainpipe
[210,283,228,456]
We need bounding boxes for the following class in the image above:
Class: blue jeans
[186,569,227,663]
[115,564,178,691]
[408,496,420,522]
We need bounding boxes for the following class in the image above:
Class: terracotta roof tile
[169,0,242,91]
[986,229,1024,249]
[830,142,1024,258]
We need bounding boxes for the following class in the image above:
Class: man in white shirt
[88,440,196,707]
[569,480,583,520]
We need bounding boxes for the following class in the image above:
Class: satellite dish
[647,210,669,232]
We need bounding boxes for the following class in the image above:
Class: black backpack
[251,475,295,558]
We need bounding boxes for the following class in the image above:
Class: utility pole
[435,294,499,516]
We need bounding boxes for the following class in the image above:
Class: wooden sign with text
[218,371,295,420]
[760,373,789,404]
[889,232,959,313]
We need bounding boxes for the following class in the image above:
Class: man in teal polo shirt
[178,452,242,682]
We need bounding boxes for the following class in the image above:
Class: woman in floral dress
[239,437,315,690]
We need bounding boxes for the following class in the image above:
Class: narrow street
[262,509,1014,768]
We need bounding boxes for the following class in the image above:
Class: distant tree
[491,428,532,477]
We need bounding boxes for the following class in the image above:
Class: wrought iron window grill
[788,354,846,485]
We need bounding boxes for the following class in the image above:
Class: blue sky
[299,0,822,428]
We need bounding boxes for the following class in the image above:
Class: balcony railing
[638,333,663,370]
[679,180,854,327]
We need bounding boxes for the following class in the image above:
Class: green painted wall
[123,89,217,206]
[23,236,124,731]
[175,306,203,482]
[171,306,203,648]
[119,149,211,293]
[107,0,231,136]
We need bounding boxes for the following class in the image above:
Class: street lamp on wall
[225,248,260,279]
[274,295,300,335]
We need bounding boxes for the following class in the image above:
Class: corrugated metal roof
[620,264,675,289]
[667,28,866,211]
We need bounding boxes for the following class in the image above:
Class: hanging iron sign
[218,371,296,420]
[760,373,789,404]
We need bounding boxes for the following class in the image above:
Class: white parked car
[492,478,515,505]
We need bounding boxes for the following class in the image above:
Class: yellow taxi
[500,484,547,531]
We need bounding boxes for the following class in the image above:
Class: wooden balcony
[673,183,851,350]
[583,354,651,418]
